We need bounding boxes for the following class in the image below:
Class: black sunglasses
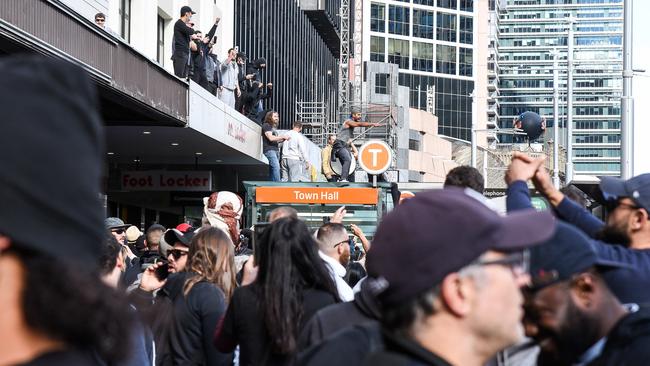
[112,229,125,235]
[169,249,188,260]
[603,198,640,213]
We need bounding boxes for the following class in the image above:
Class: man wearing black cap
[164,228,194,273]
[172,5,196,78]
[332,110,381,182]
[362,189,555,366]
[523,221,650,365]
[506,153,650,305]
[0,56,132,365]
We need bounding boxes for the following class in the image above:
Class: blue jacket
[507,181,650,305]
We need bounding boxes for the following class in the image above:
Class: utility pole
[566,17,575,184]
[552,48,560,188]
[621,0,634,178]
[470,90,477,168]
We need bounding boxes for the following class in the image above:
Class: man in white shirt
[316,222,354,301]
[281,121,310,182]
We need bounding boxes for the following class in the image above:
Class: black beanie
[0,55,105,269]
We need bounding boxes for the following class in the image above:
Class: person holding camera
[172,6,196,78]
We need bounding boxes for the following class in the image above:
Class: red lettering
[192,178,200,186]
[203,178,209,187]
[122,175,131,187]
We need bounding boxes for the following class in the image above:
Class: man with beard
[331,110,382,182]
[316,223,354,301]
[523,221,650,366]
[505,153,650,305]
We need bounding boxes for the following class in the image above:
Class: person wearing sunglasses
[360,189,555,366]
[164,228,194,273]
[522,221,650,366]
[316,222,354,302]
[506,153,650,306]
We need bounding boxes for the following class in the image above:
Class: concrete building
[497,0,624,177]
[362,0,489,144]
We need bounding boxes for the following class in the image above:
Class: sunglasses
[169,249,188,260]
[603,198,640,213]
[112,229,125,235]
[474,251,529,275]
[333,239,349,248]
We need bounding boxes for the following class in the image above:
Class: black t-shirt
[173,19,194,58]
[262,123,279,152]
[217,284,336,366]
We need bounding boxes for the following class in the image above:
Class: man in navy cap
[362,188,555,366]
[523,221,650,365]
[505,153,650,305]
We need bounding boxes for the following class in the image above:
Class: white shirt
[282,130,309,161]
[319,250,354,302]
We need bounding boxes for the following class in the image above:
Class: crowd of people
[6,50,650,366]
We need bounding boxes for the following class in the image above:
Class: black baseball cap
[180,6,196,16]
[366,188,556,306]
[600,174,650,212]
[164,228,195,247]
[527,221,632,291]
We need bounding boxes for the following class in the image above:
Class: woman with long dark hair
[215,217,339,365]
[166,227,237,365]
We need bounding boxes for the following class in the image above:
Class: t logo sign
[358,140,392,175]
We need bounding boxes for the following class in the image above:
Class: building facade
[362,0,484,142]
[497,0,623,176]
[233,0,340,129]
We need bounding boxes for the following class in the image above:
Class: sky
[632,0,649,174]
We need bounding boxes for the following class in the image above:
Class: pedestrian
[214,217,339,366]
[316,223,355,301]
[331,109,381,182]
[219,48,241,109]
[163,227,194,273]
[281,121,311,182]
[505,153,650,305]
[362,188,555,366]
[0,55,132,365]
[172,6,196,78]
[321,134,338,182]
[444,165,485,194]
[262,111,290,182]
[523,221,650,365]
[105,219,140,289]
[190,18,219,89]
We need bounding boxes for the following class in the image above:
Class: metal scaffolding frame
[338,0,350,109]
[295,100,328,146]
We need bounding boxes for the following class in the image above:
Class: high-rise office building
[497,0,623,176]
[362,0,484,142]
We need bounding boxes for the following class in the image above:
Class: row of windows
[575,134,621,143]
[574,120,620,129]
[403,0,473,11]
[370,36,472,75]
[371,3,473,44]
[500,77,621,89]
[574,162,621,172]
[574,148,620,157]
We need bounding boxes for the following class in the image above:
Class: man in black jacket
[362,189,556,366]
[522,221,650,366]
[172,6,196,78]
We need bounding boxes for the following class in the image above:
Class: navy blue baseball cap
[600,174,650,212]
[367,188,556,306]
[527,221,632,291]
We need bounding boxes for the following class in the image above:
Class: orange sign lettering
[255,187,379,205]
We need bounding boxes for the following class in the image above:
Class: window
[375,73,391,95]
[409,138,421,151]
[388,5,410,36]
[371,3,385,32]
[388,38,410,69]
[436,13,457,42]
[414,0,434,5]
[436,44,456,75]
[413,9,434,39]
[459,16,473,44]
[412,42,434,72]
[460,0,473,11]
[370,36,386,62]
[157,15,165,63]
[119,0,131,42]
[437,0,457,10]
[459,47,472,76]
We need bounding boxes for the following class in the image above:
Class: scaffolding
[295,101,328,146]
